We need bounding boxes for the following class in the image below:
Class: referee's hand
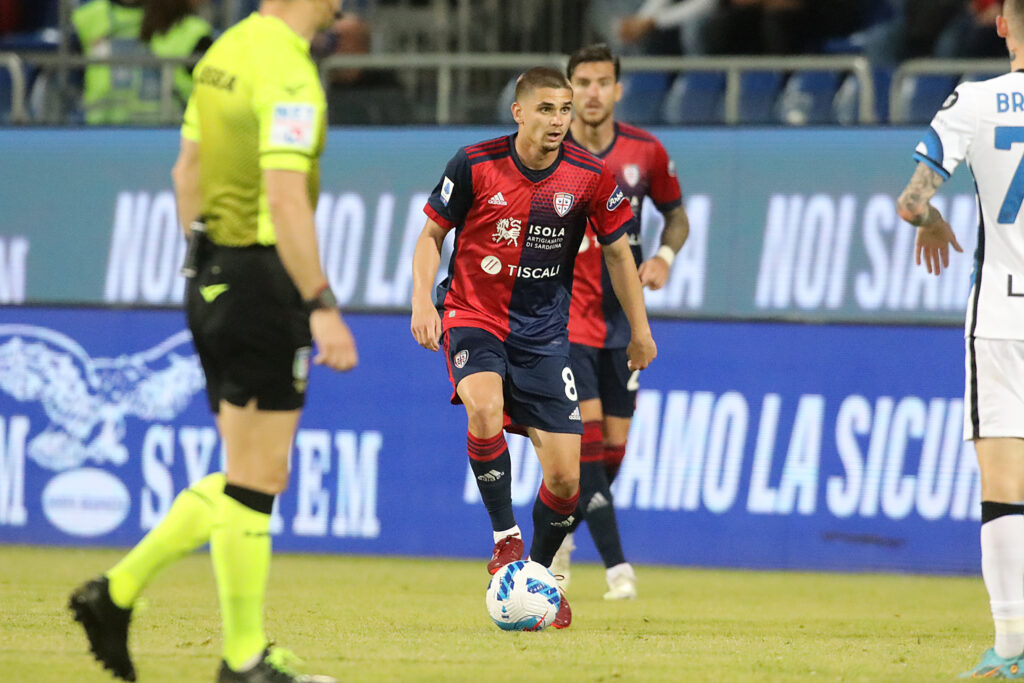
[310,309,358,371]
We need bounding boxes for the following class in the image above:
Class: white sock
[493,525,521,544]
[981,514,1024,658]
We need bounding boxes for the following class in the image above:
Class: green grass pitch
[0,545,990,681]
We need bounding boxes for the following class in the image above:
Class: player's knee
[465,398,504,435]
[544,472,580,499]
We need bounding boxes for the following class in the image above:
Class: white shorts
[965,337,1024,440]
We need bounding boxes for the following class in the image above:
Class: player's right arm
[411,149,474,352]
[896,163,962,276]
[897,84,975,276]
[411,218,447,351]
[265,169,357,371]
[256,64,356,372]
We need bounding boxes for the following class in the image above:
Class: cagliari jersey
[916,72,1024,340]
[424,134,635,355]
[181,13,326,247]
[567,122,682,348]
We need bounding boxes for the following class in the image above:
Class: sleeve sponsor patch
[441,176,454,206]
[667,159,677,177]
[269,103,316,149]
[606,186,626,211]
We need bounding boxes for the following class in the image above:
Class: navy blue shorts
[443,327,583,435]
[569,343,638,418]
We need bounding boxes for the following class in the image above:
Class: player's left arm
[897,162,963,276]
[602,234,656,370]
[638,204,689,290]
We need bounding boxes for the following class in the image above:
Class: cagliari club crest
[553,192,574,217]
[622,164,640,187]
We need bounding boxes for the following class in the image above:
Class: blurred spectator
[0,0,22,36]
[589,0,682,55]
[864,0,1003,66]
[617,0,717,54]
[70,0,212,125]
[703,0,883,55]
[318,13,410,125]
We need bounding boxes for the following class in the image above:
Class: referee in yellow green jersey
[69,2,353,682]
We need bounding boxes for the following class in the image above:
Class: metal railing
[890,58,1009,123]
[319,53,879,125]
[5,51,879,126]
[0,53,28,124]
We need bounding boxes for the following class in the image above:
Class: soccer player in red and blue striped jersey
[411,67,657,628]
[553,45,691,601]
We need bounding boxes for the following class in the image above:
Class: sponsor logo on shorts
[553,192,574,217]
[293,346,311,393]
[569,406,581,421]
[606,186,626,211]
[481,255,502,274]
[454,349,469,368]
[440,176,454,206]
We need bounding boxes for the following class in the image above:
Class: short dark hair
[1008,0,1024,35]
[567,44,620,82]
[514,66,572,102]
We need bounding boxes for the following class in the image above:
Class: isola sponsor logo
[195,66,236,92]
[507,264,561,279]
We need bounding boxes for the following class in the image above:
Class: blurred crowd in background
[0,0,1012,126]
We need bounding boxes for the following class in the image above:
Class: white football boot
[603,562,637,600]
[550,532,574,592]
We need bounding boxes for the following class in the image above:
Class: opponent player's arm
[602,235,657,370]
[171,137,201,236]
[896,162,963,276]
[410,218,447,352]
[265,168,358,371]
[638,204,689,290]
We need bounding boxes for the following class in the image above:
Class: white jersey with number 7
[915,73,1024,340]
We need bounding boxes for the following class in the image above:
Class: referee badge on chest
[293,346,311,393]
[553,192,574,217]
[454,349,469,369]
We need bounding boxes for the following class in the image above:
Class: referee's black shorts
[186,243,312,413]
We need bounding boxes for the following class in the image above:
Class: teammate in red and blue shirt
[411,67,657,628]
[552,45,691,602]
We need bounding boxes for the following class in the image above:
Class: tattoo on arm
[897,163,944,227]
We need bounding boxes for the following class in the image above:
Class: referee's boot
[217,646,338,683]
[68,576,136,681]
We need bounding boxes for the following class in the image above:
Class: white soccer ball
[485,560,561,631]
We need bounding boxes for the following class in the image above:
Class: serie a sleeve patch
[269,103,316,149]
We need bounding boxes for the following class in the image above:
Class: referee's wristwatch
[303,284,338,315]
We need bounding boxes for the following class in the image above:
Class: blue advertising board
[0,307,979,574]
[0,127,979,324]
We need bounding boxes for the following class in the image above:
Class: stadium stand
[0,0,1016,127]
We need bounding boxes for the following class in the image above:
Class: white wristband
[655,244,676,267]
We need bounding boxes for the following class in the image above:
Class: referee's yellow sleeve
[181,95,200,142]
[253,70,323,174]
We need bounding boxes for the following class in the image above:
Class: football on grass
[485,560,561,631]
